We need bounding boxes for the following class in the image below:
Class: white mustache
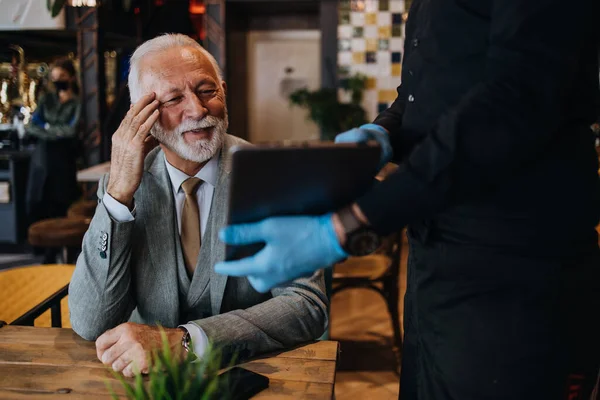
[175,117,223,135]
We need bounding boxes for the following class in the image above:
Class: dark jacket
[26,93,81,221]
[358,0,600,255]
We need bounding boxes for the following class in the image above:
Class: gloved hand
[335,123,393,169]
[214,214,348,293]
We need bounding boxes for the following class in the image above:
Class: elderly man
[68,34,328,377]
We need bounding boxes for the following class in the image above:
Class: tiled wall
[337,0,408,121]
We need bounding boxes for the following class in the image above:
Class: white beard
[151,111,228,163]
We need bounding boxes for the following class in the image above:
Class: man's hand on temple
[106,93,161,209]
[95,323,183,377]
[335,123,393,169]
[215,214,348,293]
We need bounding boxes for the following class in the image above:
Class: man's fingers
[130,100,160,136]
[122,362,136,378]
[131,93,156,118]
[118,94,154,134]
[111,352,132,372]
[111,347,148,374]
[99,341,129,366]
[121,351,148,377]
[214,258,263,277]
[95,327,121,356]
[134,109,160,143]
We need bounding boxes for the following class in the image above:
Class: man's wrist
[179,323,209,359]
[106,185,134,210]
[163,327,187,359]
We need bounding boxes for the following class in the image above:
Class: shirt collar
[164,151,220,194]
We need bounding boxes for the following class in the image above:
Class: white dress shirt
[102,152,220,358]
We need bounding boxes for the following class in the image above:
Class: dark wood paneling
[225,29,248,140]
[319,0,338,89]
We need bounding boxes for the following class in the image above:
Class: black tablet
[225,142,381,261]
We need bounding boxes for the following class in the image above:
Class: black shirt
[357,0,600,254]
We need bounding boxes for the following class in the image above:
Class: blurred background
[0,1,598,398]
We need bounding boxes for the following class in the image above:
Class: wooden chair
[28,217,90,264]
[67,199,97,219]
[0,264,75,328]
[331,231,404,367]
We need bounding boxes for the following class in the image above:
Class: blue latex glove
[335,123,393,169]
[214,214,348,293]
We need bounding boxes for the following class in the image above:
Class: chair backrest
[319,230,404,340]
[386,231,404,278]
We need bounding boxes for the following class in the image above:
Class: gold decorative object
[1,45,51,124]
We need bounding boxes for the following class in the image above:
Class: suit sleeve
[357,0,596,234]
[68,174,137,340]
[191,270,328,362]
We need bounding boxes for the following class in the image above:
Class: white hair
[128,33,223,103]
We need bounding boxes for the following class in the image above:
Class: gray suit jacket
[69,134,328,361]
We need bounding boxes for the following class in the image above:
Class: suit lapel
[208,161,230,315]
[139,151,180,327]
[208,137,237,316]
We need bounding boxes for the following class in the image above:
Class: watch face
[347,229,381,256]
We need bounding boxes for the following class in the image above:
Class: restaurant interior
[0,0,599,399]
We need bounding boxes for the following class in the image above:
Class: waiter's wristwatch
[338,206,381,257]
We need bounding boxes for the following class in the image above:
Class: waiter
[216,0,600,398]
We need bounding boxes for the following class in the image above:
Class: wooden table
[77,161,110,182]
[0,326,339,399]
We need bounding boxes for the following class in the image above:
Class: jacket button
[408,94,415,102]
[412,38,419,47]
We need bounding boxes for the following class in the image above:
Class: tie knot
[181,177,202,195]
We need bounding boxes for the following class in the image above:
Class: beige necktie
[181,177,202,277]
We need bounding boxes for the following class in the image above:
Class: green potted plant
[107,330,232,400]
[289,73,369,141]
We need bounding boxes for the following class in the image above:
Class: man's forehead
[138,47,217,92]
